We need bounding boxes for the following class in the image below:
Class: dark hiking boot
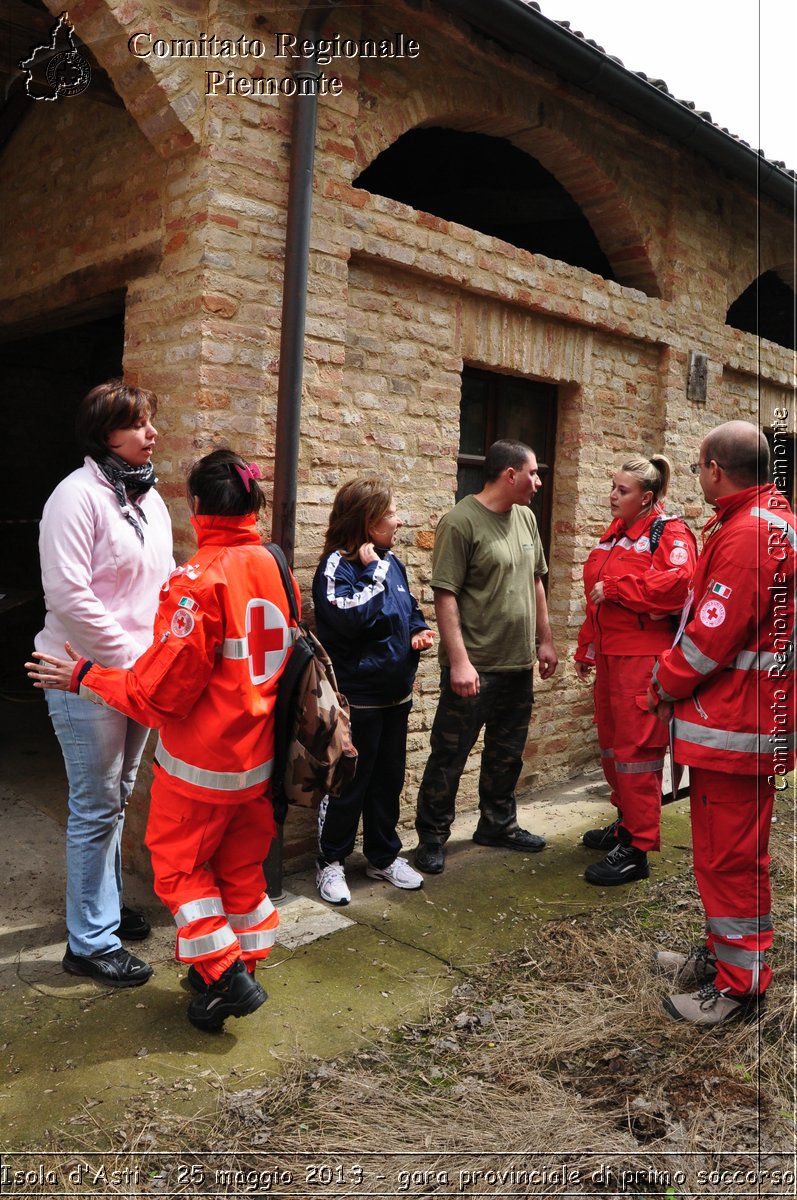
[584,842,649,886]
[187,959,267,1032]
[581,818,620,850]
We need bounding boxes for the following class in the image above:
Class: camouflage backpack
[266,543,358,821]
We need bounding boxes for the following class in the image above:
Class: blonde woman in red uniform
[574,455,696,885]
[28,449,297,1032]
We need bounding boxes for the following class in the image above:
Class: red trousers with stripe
[690,767,774,996]
[145,766,279,982]
[593,653,667,851]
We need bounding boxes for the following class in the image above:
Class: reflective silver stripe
[709,914,774,936]
[238,926,278,953]
[219,626,298,660]
[221,637,248,659]
[673,719,797,755]
[599,747,615,759]
[752,506,797,550]
[324,550,389,610]
[177,924,238,960]
[156,737,273,791]
[174,897,225,927]
[650,661,676,703]
[227,896,276,931]
[712,943,765,970]
[733,650,779,672]
[615,758,665,774]
[680,634,718,675]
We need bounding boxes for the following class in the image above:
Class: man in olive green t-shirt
[414,440,559,875]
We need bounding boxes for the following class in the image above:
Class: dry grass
[9,804,796,1197]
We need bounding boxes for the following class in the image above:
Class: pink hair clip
[233,461,263,492]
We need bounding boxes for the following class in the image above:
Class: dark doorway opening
[457,366,557,569]
[0,306,124,721]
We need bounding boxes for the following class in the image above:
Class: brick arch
[353,91,662,298]
[42,0,198,158]
[726,256,796,309]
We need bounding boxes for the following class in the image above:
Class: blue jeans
[47,690,151,957]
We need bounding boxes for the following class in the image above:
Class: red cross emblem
[246,599,289,683]
[698,598,725,628]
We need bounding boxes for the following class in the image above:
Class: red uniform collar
[190,513,261,547]
[702,483,788,541]
[600,501,665,544]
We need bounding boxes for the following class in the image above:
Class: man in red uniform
[649,421,795,1026]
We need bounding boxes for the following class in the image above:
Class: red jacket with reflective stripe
[576,505,697,660]
[653,484,796,777]
[80,514,299,804]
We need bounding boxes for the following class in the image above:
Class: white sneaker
[316,861,351,906]
[365,857,424,890]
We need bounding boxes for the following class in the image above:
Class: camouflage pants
[415,668,534,844]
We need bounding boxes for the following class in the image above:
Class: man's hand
[574,660,594,682]
[449,660,480,697]
[537,639,558,679]
[646,686,673,723]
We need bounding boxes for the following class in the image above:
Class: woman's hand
[589,581,605,605]
[25,643,80,691]
[574,660,594,682]
[411,630,435,651]
[358,542,378,565]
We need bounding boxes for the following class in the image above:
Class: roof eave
[435,0,796,211]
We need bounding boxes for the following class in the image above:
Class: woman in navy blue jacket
[312,478,434,905]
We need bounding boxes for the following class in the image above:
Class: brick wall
[1,0,793,869]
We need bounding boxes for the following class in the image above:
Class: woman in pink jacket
[35,381,173,987]
[574,454,696,886]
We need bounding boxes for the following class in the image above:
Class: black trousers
[415,668,534,844]
[318,701,410,870]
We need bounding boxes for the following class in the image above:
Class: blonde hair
[620,454,671,505]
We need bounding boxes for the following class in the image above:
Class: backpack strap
[265,542,300,625]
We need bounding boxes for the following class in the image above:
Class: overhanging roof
[436,0,796,212]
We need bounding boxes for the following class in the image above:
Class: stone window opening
[354,126,616,281]
[457,365,557,571]
[726,271,796,351]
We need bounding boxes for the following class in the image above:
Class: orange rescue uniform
[75,514,298,981]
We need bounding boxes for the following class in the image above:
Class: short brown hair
[483,439,535,482]
[76,379,158,460]
[322,477,393,558]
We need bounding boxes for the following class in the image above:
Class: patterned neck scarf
[94,452,157,545]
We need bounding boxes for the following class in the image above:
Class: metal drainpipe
[271,0,338,566]
[267,0,337,901]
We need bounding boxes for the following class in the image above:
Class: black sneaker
[62,945,153,988]
[473,827,545,852]
[115,905,151,941]
[187,959,267,1032]
[414,842,445,874]
[584,843,649,886]
[581,818,620,850]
